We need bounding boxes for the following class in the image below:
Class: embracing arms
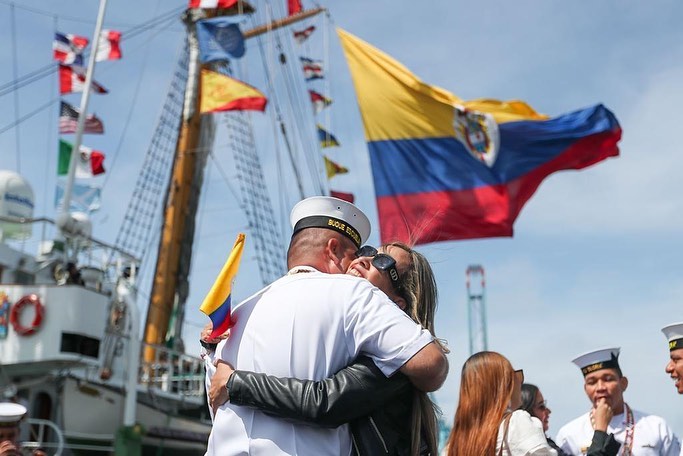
[216,355,411,427]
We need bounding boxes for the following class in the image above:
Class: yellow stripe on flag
[199,233,245,316]
[336,28,548,142]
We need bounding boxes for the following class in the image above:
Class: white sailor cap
[0,402,26,427]
[290,196,370,248]
[662,322,683,351]
[572,347,621,377]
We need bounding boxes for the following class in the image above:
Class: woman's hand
[209,360,235,414]
[201,322,230,345]
[592,398,613,432]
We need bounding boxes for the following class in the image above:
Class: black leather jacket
[227,355,429,455]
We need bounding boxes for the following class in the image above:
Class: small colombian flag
[199,233,245,339]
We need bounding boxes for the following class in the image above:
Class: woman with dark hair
[520,384,567,455]
[205,242,446,455]
[520,383,620,456]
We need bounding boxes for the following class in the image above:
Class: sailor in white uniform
[555,347,681,456]
[0,402,46,456]
[204,197,446,456]
[661,322,683,395]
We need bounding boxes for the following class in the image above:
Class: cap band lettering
[669,338,683,351]
[293,216,361,248]
[581,358,619,376]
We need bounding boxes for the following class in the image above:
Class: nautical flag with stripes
[59,65,108,95]
[293,25,315,44]
[200,69,267,113]
[59,101,104,134]
[301,57,323,81]
[188,0,238,8]
[53,32,88,66]
[309,90,332,114]
[95,30,122,62]
[317,124,339,147]
[324,156,348,179]
[200,233,246,339]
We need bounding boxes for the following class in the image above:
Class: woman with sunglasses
[206,242,445,456]
[520,384,619,456]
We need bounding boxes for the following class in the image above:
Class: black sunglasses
[515,369,524,384]
[355,245,401,285]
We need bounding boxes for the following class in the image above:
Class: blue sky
[1,0,682,439]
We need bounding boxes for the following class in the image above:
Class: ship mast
[143,5,326,358]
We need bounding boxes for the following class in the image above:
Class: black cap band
[293,216,361,248]
[581,358,620,376]
[669,338,683,351]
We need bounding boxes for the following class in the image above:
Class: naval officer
[205,196,448,455]
[661,322,683,395]
[0,402,46,456]
[555,347,680,456]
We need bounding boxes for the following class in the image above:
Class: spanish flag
[199,233,245,338]
[200,69,267,114]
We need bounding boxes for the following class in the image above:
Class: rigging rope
[113,41,189,264]
[10,3,21,171]
[0,6,183,99]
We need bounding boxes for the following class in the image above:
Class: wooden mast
[143,6,326,360]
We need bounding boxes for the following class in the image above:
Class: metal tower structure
[466,265,488,354]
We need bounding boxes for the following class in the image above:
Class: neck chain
[590,402,634,456]
[287,266,316,275]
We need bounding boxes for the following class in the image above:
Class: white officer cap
[290,196,370,248]
[572,347,621,377]
[662,322,683,351]
[0,402,26,427]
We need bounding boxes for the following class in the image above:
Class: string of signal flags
[52,29,122,213]
[191,0,355,203]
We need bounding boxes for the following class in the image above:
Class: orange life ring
[10,294,44,336]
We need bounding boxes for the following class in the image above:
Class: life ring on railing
[10,294,44,336]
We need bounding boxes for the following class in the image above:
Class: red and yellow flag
[200,69,267,114]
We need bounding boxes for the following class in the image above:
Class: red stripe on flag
[207,97,268,113]
[377,129,621,245]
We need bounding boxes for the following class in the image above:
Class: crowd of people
[199,196,682,456]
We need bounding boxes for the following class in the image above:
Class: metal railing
[22,418,65,456]
[138,343,205,399]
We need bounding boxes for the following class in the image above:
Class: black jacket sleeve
[587,431,621,456]
[227,355,412,428]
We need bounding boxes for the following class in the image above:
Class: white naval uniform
[555,408,681,456]
[497,410,557,456]
[205,268,434,456]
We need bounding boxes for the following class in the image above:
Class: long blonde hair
[445,351,515,456]
[384,242,443,456]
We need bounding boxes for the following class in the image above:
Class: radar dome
[0,170,34,240]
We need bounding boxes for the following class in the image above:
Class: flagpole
[61,0,108,216]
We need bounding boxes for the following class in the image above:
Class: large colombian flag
[338,29,621,245]
[199,233,245,339]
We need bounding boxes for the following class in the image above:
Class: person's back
[208,270,430,455]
